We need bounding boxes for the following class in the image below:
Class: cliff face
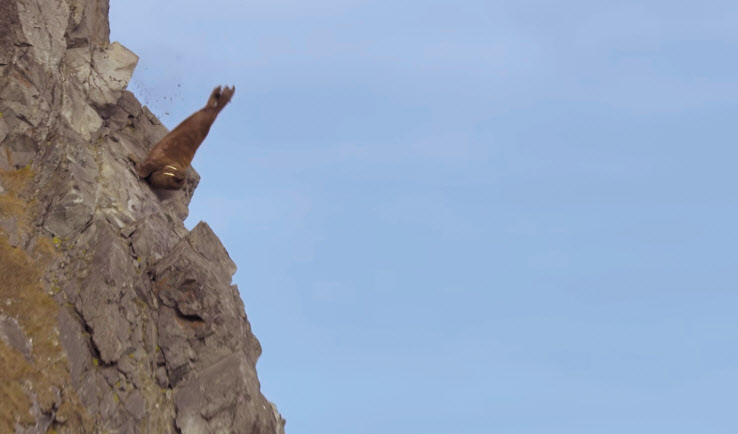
[0,0,285,432]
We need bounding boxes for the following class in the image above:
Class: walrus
[130,85,235,189]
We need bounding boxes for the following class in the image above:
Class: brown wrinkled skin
[132,85,235,189]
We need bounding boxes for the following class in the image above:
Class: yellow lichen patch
[0,167,35,239]
[0,166,93,432]
[134,298,147,310]
[0,194,25,218]
[0,340,36,428]
[0,235,63,431]
[0,235,93,433]
[0,166,33,196]
[32,236,58,264]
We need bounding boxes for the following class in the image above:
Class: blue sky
[110,1,738,433]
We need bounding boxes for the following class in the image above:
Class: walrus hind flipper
[208,85,235,112]
[148,164,186,190]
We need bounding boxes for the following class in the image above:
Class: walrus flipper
[208,85,235,113]
[127,153,152,179]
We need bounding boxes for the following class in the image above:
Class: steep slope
[0,0,285,432]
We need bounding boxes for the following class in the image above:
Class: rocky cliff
[0,0,285,432]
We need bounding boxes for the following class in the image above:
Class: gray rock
[0,116,9,144]
[0,214,26,247]
[118,90,142,117]
[89,42,138,107]
[61,79,104,141]
[0,0,22,66]
[0,64,52,133]
[124,390,145,421]
[130,213,183,264]
[65,42,138,109]
[42,188,95,239]
[0,133,39,170]
[57,308,92,386]
[65,0,111,47]
[1,0,284,431]
[0,315,32,360]
[16,0,69,71]
[156,366,169,388]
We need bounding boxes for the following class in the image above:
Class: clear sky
[110,1,738,433]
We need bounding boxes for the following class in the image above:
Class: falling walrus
[130,85,235,189]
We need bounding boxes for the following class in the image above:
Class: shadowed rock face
[0,0,285,433]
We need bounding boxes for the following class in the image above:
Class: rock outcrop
[0,0,285,432]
